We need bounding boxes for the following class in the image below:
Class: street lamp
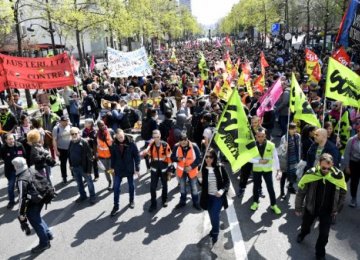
[26,23,57,55]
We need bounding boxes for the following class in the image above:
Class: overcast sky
[191,0,239,25]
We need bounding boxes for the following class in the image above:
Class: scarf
[0,112,10,126]
[298,166,347,191]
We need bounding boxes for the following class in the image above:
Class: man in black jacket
[69,127,96,204]
[0,133,26,209]
[295,153,346,260]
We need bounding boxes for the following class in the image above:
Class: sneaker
[31,243,51,254]
[110,206,119,216]
[93,177,99,182]
[349,198,357,208]
[271,204,282,215]
[296,233,304,243]
[75,196,87,203]
[175,202,186,209]
[280,193,286,200]
[129,201,135,209]
[259,190,265,198]
[237,188,245,197]
[6,202,15,209]
[63,178,67,184]
[148,204,156,212]
[47,233,54,241]
[250,202,259,211]
[162,201,168,208]
[193,204,202,211]
[90,198,97,205]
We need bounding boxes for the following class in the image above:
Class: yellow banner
[214,90,259,173]
[326,57,360,108]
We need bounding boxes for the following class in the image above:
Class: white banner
[107,47,152,78]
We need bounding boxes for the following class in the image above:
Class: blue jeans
[178,173,199,205]
[6,172,16,203]
[113,174,135,207]
[208,195,224,240]
[27,203,52,246]
[73,166,95,199]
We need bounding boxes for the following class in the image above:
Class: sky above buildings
[191,0,240,25]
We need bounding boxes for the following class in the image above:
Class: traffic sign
[271,23,280,35]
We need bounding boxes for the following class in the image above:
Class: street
[0,136,359,260]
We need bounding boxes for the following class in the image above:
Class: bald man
[305,128,340,171]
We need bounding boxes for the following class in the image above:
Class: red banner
[0,53,75,91]
[332,46,350,67]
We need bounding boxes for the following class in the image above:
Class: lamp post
[27,24,56,54]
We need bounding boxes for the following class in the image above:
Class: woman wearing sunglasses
[199,148,229,245]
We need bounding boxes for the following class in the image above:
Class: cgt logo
[329,69,360,99]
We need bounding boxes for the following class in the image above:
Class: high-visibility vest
[148,141,171,172]
[97,133,113,159]
[253,141,275,172]
[50,94,62,113]
[175,142,198,179]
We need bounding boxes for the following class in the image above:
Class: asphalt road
[0,132,359,260]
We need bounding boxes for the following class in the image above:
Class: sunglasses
[205,156,214,159]
[71,133,79,136]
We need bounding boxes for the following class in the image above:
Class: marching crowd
[0,40,359,259]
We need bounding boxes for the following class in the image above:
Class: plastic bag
[296,160,307,180]
[97,160,106,171]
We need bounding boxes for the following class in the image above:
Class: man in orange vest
[171,132,202,210]
[143,130,172,212]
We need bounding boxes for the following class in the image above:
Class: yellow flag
[218,80,232,102]
[214,90,259,173]
[334,110,351,154]
[326,57,360,108]
[290,73,321,127]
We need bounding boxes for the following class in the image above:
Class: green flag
[198,52,209,80]
[214,90,259,173]
[290,73,321,127]
[334,110,351,154]
[326,57,360,108]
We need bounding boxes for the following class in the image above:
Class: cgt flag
[326,57,360,108]
[198,52,209,80]
[290,73,321,127]
[0,53,75,91]
[334,110,351,154]
[214,90,259,173]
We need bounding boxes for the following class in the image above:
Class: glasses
[153,136,160,139]
[205,156,214,159]
[321,166,331,171]
[71,133,78,136]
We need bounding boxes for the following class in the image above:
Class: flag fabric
[260,51,269,75]
[254,74,265,92]
[334,110,351,154]
[310,62,321,83]
[213,80,222,96]
[336,0,360,48]
[198,52,208,80]
[290,73,321,127]
[70,55,80,73]
[198,79,205,96]
[215,39,222,48]
[256,78,283,117]
[225,35,233,47]
[326,57,360,108]
[214,90,259,172]
[215,60,226,71]
[218,80,233,102]
[305,48,320,83]
[90,55,95,72]
[170,48,178,64]
[332,46,351,67]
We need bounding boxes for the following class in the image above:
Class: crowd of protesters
[0,39,359,258]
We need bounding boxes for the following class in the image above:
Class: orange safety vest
[97,132,113,159]
[175,142,198,179]
[148,141,171,164]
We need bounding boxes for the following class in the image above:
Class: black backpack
[159,119,175,141]
[25,170,56,208]
[141,117,153,140]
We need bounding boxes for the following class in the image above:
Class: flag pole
[199,129,217,173]
[337,104,343,138]
[322,97,327,127]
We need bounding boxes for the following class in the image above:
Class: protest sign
[0,53,75,91]
[107,47,152,78]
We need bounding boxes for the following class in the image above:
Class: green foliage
[0,1,14,35]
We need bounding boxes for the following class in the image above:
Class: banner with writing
[0,53,75,91]
[107,47,152,78]
[326,57,360,108]
[214,90,259,173]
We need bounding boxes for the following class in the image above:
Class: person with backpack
[167,113,187,150]
[159,110,175,142]
[0,133,26,209]
[141,108,158,173]
[278,123,301,199]
[69,127,96,205]
[143,130,172,212]
[13,157,53,254]
[81,90,97,120]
